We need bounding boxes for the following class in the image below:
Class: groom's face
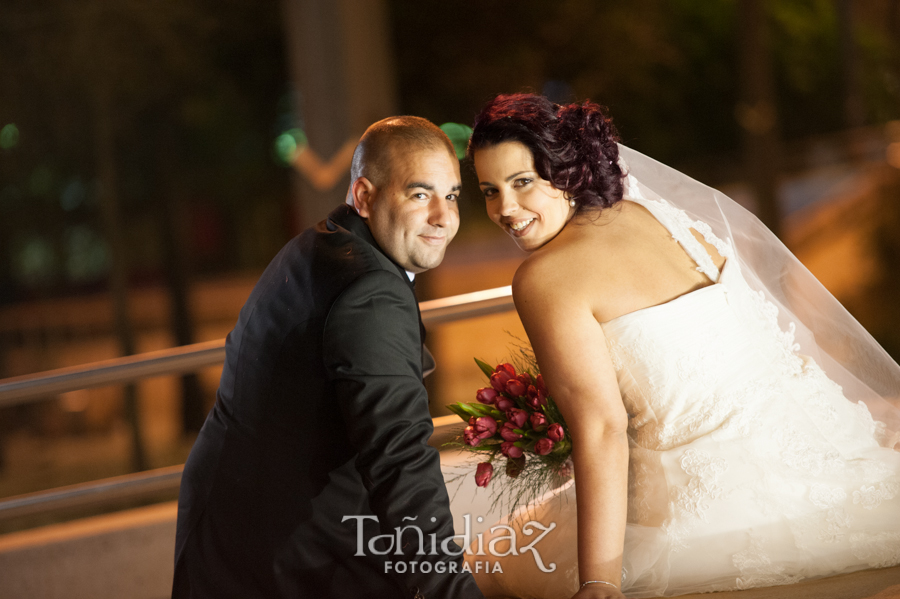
[355,146,461,273]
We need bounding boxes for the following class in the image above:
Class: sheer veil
[617,144,900,445]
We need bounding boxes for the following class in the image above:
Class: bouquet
[446,354,573,511]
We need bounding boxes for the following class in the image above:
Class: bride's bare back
[523,200,727,325]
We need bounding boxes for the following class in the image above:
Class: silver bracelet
[580,579,619,591]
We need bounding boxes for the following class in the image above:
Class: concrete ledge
[0,501,176,599]
[0,484,897,599]
[666,566,900,599]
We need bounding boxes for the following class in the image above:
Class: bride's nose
[496,191,519,217]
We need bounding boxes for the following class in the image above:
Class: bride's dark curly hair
[467,93,626,211]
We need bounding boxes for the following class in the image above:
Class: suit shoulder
[307,220,408,290]
[330,269,417,314]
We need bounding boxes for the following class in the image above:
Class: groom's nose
[426,195,455,228]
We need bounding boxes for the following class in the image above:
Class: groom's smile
[355,146,462,273]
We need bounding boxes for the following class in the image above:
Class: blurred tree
[0,0,290,448]
[737,0,783,236]
[865,165,900,363]
[837,0,866,128]
[389,0,898,167]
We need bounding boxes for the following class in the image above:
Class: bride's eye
[513,178,533,188]
[482,187,497,199]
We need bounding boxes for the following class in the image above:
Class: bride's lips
[506,218,535,237]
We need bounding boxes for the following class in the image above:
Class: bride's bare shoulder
[512,216,624,303]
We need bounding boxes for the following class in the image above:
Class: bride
[463,93,900,598]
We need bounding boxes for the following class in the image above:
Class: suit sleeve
[322,270,483,599]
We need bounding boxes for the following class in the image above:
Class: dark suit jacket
[172,205,482,599]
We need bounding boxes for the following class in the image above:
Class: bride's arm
[513,262,629,599]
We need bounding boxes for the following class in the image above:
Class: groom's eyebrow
[407,182,462,192]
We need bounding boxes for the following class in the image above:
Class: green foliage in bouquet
[445,343,573,515]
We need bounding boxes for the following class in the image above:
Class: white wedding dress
[468,194,900,598]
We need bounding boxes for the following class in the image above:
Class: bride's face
[474,141,574,252]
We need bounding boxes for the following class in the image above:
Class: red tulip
[473,416,497,439]
[476,387,499,405]
[529,412,548,432]
[535,438,554,455]
[499,422,523,442]
[501,441,524,459]
[526,385,547,409]
[495,363,516,377]
[556,457,574,478]
[506,408,528,428]
[490,370,513,392]
[505,378,527,397]
[535,374,547,395]
[463,426,480,447]
[506,456,526,479]
[495,397,515,412]
[547,423,565,442]
[475,462,494,487]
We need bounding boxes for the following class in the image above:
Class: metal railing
[0,286,515,522]
[0,286,513,407]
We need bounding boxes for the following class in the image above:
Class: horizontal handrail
[0,415,465,521]
[0,465,185,522]
[0,286,514,407]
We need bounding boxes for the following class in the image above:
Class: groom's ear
[351,176,377,219]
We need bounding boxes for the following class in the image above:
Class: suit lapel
[327,205,431,380]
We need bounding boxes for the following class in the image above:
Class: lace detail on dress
[673,450,728,522]
[627,458,657,524]
[776,426,844,475]
[852,401,879,438]
[803,484,853,543]
[746,290,805,375]
[733,535,805,590]
[630,195,726,282]
[808,484,847,509]
[861,459,893,481]
[850,532,900,568]
[731,535,803,589]
[853,482,900,510]
[627,193,808,379]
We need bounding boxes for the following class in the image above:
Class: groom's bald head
[346,116,455,202]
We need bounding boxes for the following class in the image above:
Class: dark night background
[0,0,899,514]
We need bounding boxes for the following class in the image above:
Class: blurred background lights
[64,225,110,282]
[887,143,900,169]
[60,178,87,211]
[13,234,58,286]
[274,127,307,165]
[0,123,19,149]
[439,123,473,160]
[887,121,900,169]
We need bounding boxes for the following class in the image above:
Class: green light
[0,123,19,149]
[274,128,308,165]
[440,122,473,160]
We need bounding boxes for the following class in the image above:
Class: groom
[172,117,483,599]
